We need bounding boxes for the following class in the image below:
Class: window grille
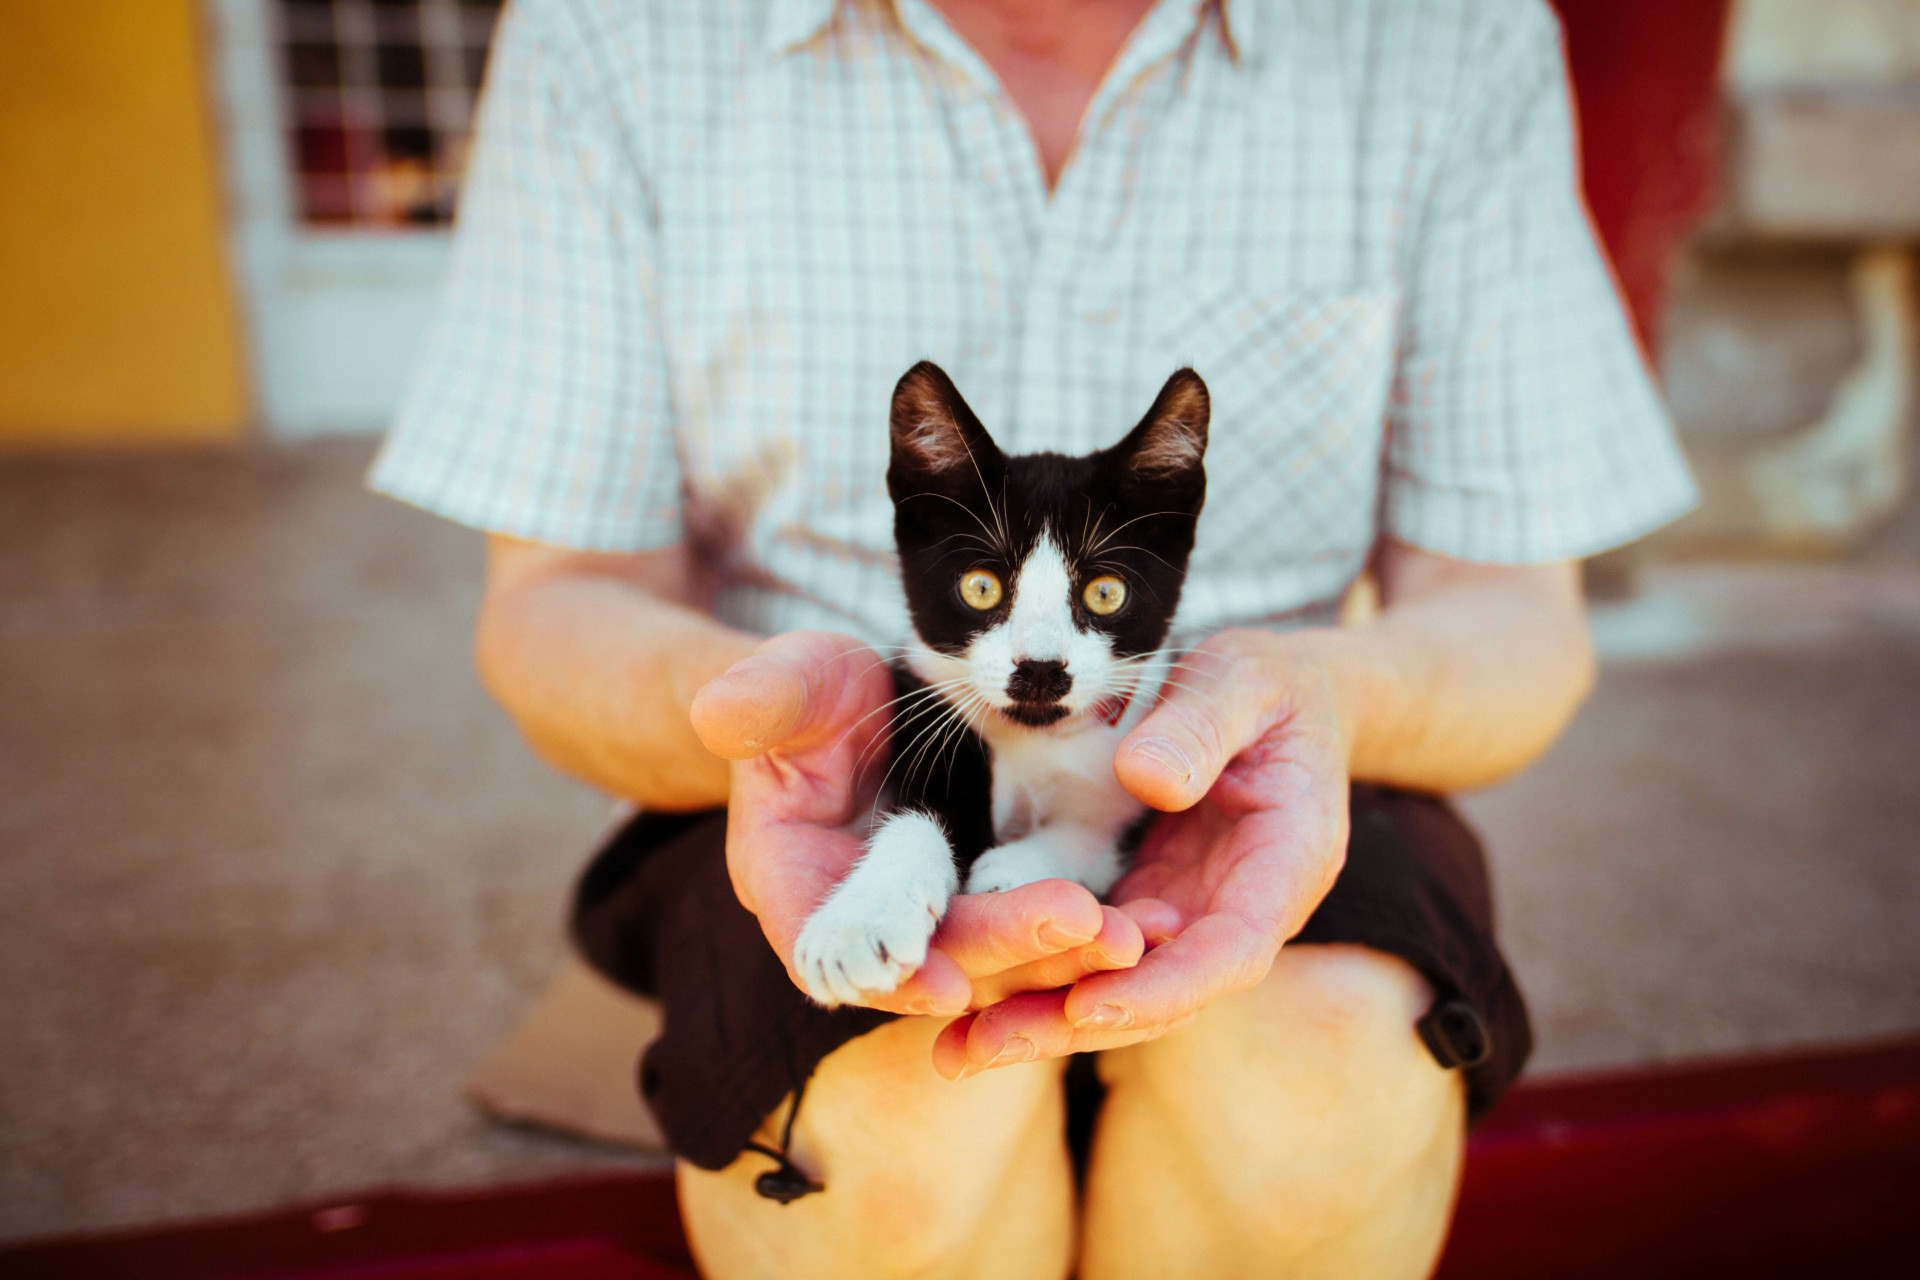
[277,0,503,227]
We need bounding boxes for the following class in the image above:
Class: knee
[1101,945,1465,1231]
[805,1020,1064,1242]
[682,1016,1073,1280]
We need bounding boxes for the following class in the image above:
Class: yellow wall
[0,0,249,444]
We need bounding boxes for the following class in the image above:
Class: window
[276,0,502,227]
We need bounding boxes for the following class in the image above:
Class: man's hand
[690,630,1166,1017]
[928,629,1354,1078]
[688,551,1585,1075]
[924,546,1592,1078]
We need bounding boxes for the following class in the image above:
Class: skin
[473,2,1599,1274]
[924,0,1159,185]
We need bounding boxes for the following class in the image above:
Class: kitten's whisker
[1086,509,1192,556]
[1131,661,1234,692]
[883,701,970,822]
[842,675,979,758]
[907,685,978,784]
[929,530,1000,558]
[922,697,975,796]
[1092,545,1181,575]
[901,490,1007,557]
[847,689,961,780]
[840,674,985,774]
[863,676,984,815]
[946,429,1013,560]
[1155,675,1231,717]
[864,711,952,828]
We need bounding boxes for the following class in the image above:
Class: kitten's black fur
[877,361,1210,877]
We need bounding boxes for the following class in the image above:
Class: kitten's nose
[1007,659,1072,703]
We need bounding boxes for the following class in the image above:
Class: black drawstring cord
[746,1076,823,1204]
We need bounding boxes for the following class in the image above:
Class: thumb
[1114,635,1275,810]
[690,630,887,759]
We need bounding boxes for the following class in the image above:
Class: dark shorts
[572,785,1532,1175]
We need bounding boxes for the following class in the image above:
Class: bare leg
[678,1014,1075,1280]
[1082,945,1467,1280]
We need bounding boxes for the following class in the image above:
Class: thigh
[678,1013,1076,1280]
[1081,944,1466,1280]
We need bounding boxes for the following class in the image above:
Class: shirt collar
[1218,0,1257,66]
[766,0,1257,67]
[763,0,837,57]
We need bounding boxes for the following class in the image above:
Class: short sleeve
[1384,1,1696,563]
[367,0,683,551]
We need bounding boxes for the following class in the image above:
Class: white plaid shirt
[372,0,1695,647]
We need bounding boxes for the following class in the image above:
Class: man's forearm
[1292,549,1595,794]
[475,538,758,809]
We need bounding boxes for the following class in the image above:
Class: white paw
[965,838,1069,895]
[793,812,956,1007]
[965,826,1126,897]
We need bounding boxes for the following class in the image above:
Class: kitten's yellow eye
[1083,575,1127,616]
[959,569,1004,610]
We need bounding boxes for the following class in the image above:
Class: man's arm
[1122,538,1594,816]
[474,535,759,810]
[1340,540,1595,791]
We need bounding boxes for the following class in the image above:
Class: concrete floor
[2,441,1917,1241]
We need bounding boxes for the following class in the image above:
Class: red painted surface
[1549,0,1731,355]
[1435,1037,1920,1279]
[5,1036,1916,1279]
[0,1175,697,1280]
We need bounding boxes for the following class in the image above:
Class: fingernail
[1130,737,1192,782]
[1038,921,1096,950]
[984,1035,1037,1069]
[1075,1003,1133,1030]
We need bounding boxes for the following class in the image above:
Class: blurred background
[1,0,1916,1255]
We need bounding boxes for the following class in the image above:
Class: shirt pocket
[1152,283,1401,585]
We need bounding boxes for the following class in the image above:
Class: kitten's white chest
[983,719,1137,843]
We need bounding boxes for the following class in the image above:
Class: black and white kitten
[794,362,1210,1007]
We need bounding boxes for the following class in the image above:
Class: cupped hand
[930,629,1355,1079]
[690,630,1161,1016]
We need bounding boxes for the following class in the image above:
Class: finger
[946,987,1186,1075]
[1062,910,1277,1032]
[940,991,1206,1077]
[851,948,973,1018]
[931,1012,978,1079]
[690,630,889,759]
[1114,634,1281,811]
[969,906,1144,1007]
[933,880,1104,977]
[943,990,1073,1077]
[1114,897,1184,948]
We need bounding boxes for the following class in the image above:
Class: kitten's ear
[889,361,1002,484]
[1111,368,1209,481]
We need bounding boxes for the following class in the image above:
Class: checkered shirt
[371,0,1697,647]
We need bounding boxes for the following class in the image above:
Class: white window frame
[206,0,453,438]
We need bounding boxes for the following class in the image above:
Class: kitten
[793,362,1210,1007]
